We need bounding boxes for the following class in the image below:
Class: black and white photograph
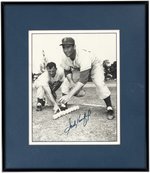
[29,30,120,145]
[2,1,148,171]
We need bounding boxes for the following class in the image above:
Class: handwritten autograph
[64,109,91,135]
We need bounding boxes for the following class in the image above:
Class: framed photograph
[29,30,120,145]
[2,1,149,171]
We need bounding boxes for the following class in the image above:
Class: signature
[64,109,91,135]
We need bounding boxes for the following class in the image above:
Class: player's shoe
[60,103,68,111]
[106,106,115,120]
[36,102,42,111]
[36,98,45,111]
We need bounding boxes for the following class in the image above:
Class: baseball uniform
[34,69,64,103]
[61,48,111,99]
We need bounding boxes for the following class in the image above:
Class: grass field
[31,80,118,143]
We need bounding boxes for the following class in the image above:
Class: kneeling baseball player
[59,37,115,120]
[33,62,64,113]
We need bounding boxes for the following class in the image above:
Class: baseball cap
[60,37,75,46]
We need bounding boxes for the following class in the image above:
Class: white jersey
[60,48,110,99]
[61,49,101,72]
[34,70,64,88]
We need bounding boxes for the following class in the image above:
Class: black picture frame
[2,1,149,171]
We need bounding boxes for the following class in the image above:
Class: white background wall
[30,31,118,73]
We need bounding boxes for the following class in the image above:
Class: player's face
[47,66,57,77]
[62,45,75,57]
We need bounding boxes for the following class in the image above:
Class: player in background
[32,50,48,82]
[39,50,48,73]
[33,62,64,113]
[59,37,115,120]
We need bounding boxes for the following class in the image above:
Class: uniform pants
[61,63,110,100]
[33,82,52,105]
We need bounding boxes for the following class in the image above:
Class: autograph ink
[64,109,91,135]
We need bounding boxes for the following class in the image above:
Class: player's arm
[51,81,62,92]
[59,69,90,104]
[51,71,65,92]
[43,84,60,113]
[60,60,74,83]
[68,69,90,96]
[64,69,75,86]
